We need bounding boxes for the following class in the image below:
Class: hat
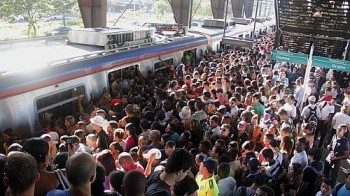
[202,157,217,174]
[90,116,105,127]
[96,109,106,115]
[143,148,162,159]
[248,157,260,171]
[8,143,22,152]
[308,96,316,102]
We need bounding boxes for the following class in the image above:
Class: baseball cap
[202,157,217,174]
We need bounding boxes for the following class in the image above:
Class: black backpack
[305,106,318,131]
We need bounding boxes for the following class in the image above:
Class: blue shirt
[46,190,71,196]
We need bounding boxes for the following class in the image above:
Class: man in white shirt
[282,94,297,120]
[331,105,350,139]
[290,137,308,168]
[301,96,321,122]
[314,100,334,148]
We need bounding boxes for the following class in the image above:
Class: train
[0,19,275,138]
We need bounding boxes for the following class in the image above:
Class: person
[47,152,97,196]
[314,98,334,148]
[173,175,199,196]
[332,173,350,195]
[241,157,261,187]
[196,157,220,196]
[146,148,194,196]
[297,147,324,195]
[22,138,63,196]
[261,148,280,185]
[96,149,116,190]
[279,163,303,195]
[289,137,308,168]
[316,178,333,196]
[122,170,146,196]
[107,170,125,196]
[217,162,236,196]
[125,123,138,152]
[255,185,275,196]
[118,152,144,173]
[324,124,349,182]
[235,173,268,196]
[4,152,40,196]
[90,115,109,150]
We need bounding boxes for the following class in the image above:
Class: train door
[35,85,86,125]
[182,49,197,67]
[107,64,139,96]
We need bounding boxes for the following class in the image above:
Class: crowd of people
[1,32,350,196]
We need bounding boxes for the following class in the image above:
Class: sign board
[272,50,308,65]
[313,56,350,72]
[272,50,350,72]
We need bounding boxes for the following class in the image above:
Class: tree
[0,0,51,37]
[154,0,172,20]
[50,0,77,26]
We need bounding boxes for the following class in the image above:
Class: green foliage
[154,0,172,20]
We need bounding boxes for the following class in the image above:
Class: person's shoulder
[46,189,70,196]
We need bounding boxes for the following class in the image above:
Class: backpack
[175,64,184,77]
[305,106,318,132]
[333,183,345,196]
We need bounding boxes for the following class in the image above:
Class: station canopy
[275,0,350,60]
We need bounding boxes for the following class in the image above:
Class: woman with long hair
[96,149,116,191]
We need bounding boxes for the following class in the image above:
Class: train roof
[0,20,275,77]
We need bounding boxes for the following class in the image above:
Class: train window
[36,85,86,121]
[154,58,173,72]
[107,65,139,95]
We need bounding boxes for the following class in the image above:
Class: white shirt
[282,103,297,119]
[294,86,304,107]
[332,112,350,129]
[318,101,334,121]
[290,150,308,168]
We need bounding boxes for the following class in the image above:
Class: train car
[190,19,276,51]
[0,20,274,137]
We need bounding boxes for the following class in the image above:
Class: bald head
[66,152,96,187]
